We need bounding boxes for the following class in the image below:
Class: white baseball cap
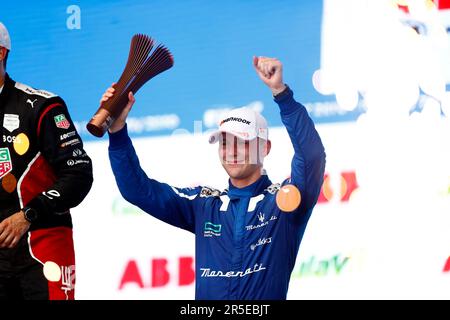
[0,22,11,50]
[209,107,268,144]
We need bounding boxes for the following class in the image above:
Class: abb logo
[119,257,195,290]
[318,171,359,203]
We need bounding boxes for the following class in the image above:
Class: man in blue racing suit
[104,56,325,300]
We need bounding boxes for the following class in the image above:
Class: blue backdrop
[2,0,357,140]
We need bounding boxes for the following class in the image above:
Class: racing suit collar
[227,173,271,199]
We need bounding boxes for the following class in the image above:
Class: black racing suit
[0,73,93,299]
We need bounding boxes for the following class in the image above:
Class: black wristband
[273,84,290,99]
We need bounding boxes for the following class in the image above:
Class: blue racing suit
[108,87,326,300]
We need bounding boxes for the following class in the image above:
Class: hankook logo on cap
[220,117,251,126]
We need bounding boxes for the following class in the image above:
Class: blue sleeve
[108,125,199,233]
[274,87,326,212]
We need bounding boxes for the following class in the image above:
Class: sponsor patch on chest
[0,148,13,179]
[203,222,222,237]
[3,114,20,132]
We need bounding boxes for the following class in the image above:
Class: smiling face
[218,132,271,187]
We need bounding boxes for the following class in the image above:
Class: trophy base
[86,108,115,138]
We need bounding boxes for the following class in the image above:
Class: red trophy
[87,34,174,137]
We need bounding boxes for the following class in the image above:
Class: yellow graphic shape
[13,133,30,156]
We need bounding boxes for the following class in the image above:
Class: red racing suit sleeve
[25,98,93,221]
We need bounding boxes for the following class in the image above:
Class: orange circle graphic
[276,184,302,212]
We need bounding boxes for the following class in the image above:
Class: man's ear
[257,139,271,163]
[264,139,271,157]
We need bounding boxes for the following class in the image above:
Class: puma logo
[27,99,37,108]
